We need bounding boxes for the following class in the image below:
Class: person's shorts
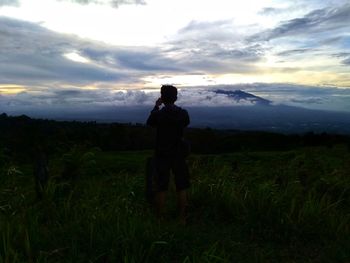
[155,156,190,192]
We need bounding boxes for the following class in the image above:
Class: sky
[0,0,350,114]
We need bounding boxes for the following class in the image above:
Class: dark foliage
[1,113,350,163]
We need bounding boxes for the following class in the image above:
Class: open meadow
[1,145,349,262]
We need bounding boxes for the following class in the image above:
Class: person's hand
[155,97,163,107]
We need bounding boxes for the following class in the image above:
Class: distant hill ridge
[214,89,271,105]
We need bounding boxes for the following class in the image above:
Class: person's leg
[155,191,166,219]
[173,157,190,225]
[177,190,187,225]
[155,156,170,220]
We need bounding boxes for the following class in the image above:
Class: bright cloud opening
[64,52,91,63]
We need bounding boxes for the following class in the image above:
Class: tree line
[1,113,350,163]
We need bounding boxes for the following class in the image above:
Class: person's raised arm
[183,109,190,127]
[146,97,162,127]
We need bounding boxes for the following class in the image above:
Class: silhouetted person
[147,85,190,224]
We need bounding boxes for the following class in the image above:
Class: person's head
[161,85,177,104]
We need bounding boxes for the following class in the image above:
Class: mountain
[2,89,350,134]
[214,89,271,105]
[188,104,350,133]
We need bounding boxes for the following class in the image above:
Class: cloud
[253,4,350,41]
[2,83,350,127]
[166,20,265,74]
[0,17,129,86]
[2,0,350,95]
[320,36,344,45]
[258,7,285,16]
[3,83,350,112]
[4,2,348,86]
[0,17,188,87]
[333,52,350,58]
[178,20,233,35]
[82,47,180,72]
[0,88,154,109]
[335,53,350,65]
[175,19,243,44]
[238,83,350,111]
[247,3,350,81]
[342,57,350,65]
[276,48,316,57]
[332,52,350,66]
[61,0,146,8]
[290,98,324,104]
[0,16,269,92]
[0,84,286,116]
[2,0,144,7]
[0,0,19,6]
[0,86,251,110]
[2,16,267,88]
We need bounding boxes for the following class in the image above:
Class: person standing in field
[146,85,190,224]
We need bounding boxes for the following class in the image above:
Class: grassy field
[0,146,349,262]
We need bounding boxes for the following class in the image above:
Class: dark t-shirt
[146,104,190,157]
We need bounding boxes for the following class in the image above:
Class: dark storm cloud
[252,4,350,41]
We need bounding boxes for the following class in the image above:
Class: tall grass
[0,146,349,262]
